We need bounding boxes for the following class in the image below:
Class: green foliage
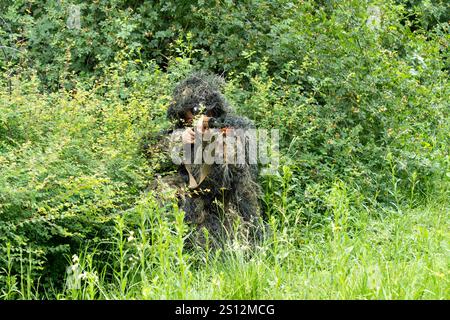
[1,1,448,85]
[0,0,448,298]
[9,194,450,299]
[0,65,174,292]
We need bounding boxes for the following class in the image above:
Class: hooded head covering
[167,72,231,127]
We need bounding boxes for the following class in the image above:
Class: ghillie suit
[142,72,263,248]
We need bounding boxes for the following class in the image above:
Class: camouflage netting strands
[144,72,265,248]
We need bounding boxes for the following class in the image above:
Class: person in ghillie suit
[142,72,264,248]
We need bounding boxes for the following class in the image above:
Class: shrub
[0,65,174,292]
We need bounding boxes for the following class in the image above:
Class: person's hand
[182,128,195,144]
[222,127,234,136]
[195,115,210,134]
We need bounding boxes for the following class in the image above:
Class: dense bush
[0,64,177,290]
[0,0,448,295]
[223,1,449,218]
[1,1,448,87]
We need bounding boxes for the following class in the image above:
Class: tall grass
[19,185,446,300]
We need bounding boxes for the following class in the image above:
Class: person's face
[184,109,213,134]
[184,110,194,125]
[184,108,214,125]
